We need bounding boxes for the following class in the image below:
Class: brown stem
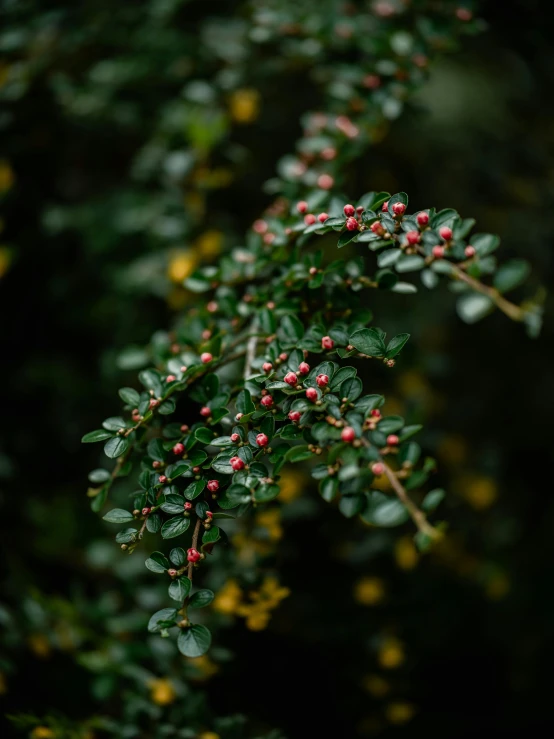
[187,518,202,581]
[449,264,524,322]
[382,462,440,540]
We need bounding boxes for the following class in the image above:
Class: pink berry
[363,74,381,89]
[206,301,218,313]
[346,217,358,231]
[172,443,185,455]
[370,221,384,235]
[416,212,429,226]
[309,266,318,275]
[167,568,178,577]
[253,219,268,234]
[235,413,244,421]
[207,480,219,492]
[261,395,273,407]
[370,409,381,419]
[279,353,288,361]
[306,387,318,401]
[284,371,298,385]
[456,7,473,21]
[263,233,275,245]
[343,204,356,217]
[288,411,302,422]
[406,230,420,245]
[205,511,213,519]
[318,212,329,223]
[142,506,151,516]
[180,424,189,432]
[465,245,476,258]
[256,433,269,447]
[321,336,335,350]
[341,426,356,443]
[439,226,453,241]
[387,434,399,446]
[201,352,212,364]
[230,456,245,471]
[166,374,176,382]
[316,374,329,388]
[317,173,334,190]
[297,201,308,214]
[382,201,389,212]
[371,462,385,476]
[187,548,201,563]
[263,362,273,373]
[432,245,445,259]
[158,475,168,484]
[392,202,406,216]
[298,362,310,375]
[184,502,192,510]
[321,147,336,160]
[304,214,317,226]
[152,460,162,469]
[200,406,211,417]
[149,399,158,409]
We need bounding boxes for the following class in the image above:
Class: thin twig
[382,462,440,540]
[449,264,525,322]
[187,518,202,581]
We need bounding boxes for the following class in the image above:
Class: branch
[382,463,441,541]
[450,264,525,322]
[187,518,202,582]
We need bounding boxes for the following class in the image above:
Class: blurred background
[1,0,554,737]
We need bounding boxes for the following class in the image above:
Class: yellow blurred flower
[0,160,14,192]
[0,247,11,278]
[167,249,197,283]
[459,475,498,510]
[385,702,416,724]
[229,89,260,123]
[278,469,305,503]
[30,729,55,739]
[438,434,467,466]
[149,677,177,706]
[213,579,243,615]
[237,576,290,631]
[394,536,419,570]
[362,674,390,697]
[198,733,220,739]
[485,572,510,601]
[378,638,405,669]
[195,229,223,258]
[28,633,51,659]
[241,609,271,631]
[191,654,219,680]
[256,508,283,542]
[354,576,385,606]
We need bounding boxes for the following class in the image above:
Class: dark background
[1,0,554,736]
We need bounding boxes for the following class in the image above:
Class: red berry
[297,201,308,214]
[206,301,218,313]
[363,74,381,89]
[200,406,211,417]
[416,212,429,226]
[406,230,420,245]
[192,466,201,474]
[432,245,445,259]
[167,568,178,577]
[321,336,335,350]
[321,147,336,160]
[180,424,189,433]
[346,217,358,231]
[284,371,298,385]
[387,434,399,446]
[158,475,168,484]
[184,502,192,510]
[318,212,329,223]
[456,7,473,21]
[235,413,244,421]
[343,204,356,217]
[341,426,356,443]
[152,460,162,469]
[370,221,384,235]
[304,213,317,226]
[172,443,185,455]
[205,511,213,519]
[279,352,288,361]
[316,373,329,388]
[370,409,381,419]
[261,395,273,407]
[309,266,318,275]
[298,362,310,375]
[256,433,269,447]
[187,548,201,563]
[356,206,364,215]
[230,433,240,442]
[263,362,273,373]
[253,219,268,234]
[392,202,406,216]
[382,201,389,212]
[230,456,245,471]
[371,462,385,476]
[207,480,219,492]
[149,399,158,409]
[166,374,176,382]
[288,411,302,422]
[317,173,334,190]
[306,387,318,401]
[465,245,476,258]
[142,507,151,516]
[201,352,213,364]
[439,226,453,241]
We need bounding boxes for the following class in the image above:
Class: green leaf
[386,333,410,359]
[145,551,169,573]
[169,577,191,602]
[396,255,425,273]
[337,230,357,248]
[362,492,409,527]
[102,416,126,431]
[88,468,110,483]
[119,387,140,406]
[320,477,338,502]
[115,528,137,544]
[471,233,500,257]
[387,192,408,211]
[177,624,212,657]
[148,608,178,633]
[102,508,135,523]
[161,516,191,539]
[253,483,280,502]
[349,328,386,356]
[456,293,494,323]
[340,376,363,401]
[170,547,187,566]
[139,368,163,397]
[284,445,313,463]
[184,479,206,500]
[280,314,304,342]
[431,208,458,229]
[104,436,131,459]
[202,526,221,544]
[422,488,445,512]
[493,259,530,293]
[189,589,215,609]
[82,429,113,443]
[377,249,402,268]
[195,427,214,444]
[236,389,255,414]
